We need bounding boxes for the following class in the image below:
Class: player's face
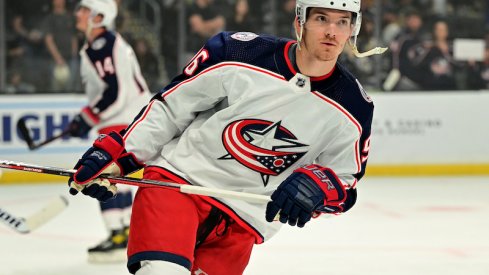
[433,21,448,41]
[75,6,91,32]
[301,8,353,61]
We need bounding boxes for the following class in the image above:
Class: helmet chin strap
[349,34,388,58]
[85,19,94,39]
[85,11,103,40]
[295,23,304,51]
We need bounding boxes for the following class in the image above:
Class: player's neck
[88,28,106,43]
[295,46,336,78]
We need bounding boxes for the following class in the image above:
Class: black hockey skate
[88,227,129,263]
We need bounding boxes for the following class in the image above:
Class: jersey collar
[283,41,336,81]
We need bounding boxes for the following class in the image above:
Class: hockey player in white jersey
[68,0,381,273]
[68,0,151,263]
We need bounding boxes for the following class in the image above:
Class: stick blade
[0,208,29,233]
[17,118,36,150]
[24,196,69,232]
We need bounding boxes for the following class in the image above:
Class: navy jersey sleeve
[356,100,374,181]
[343,73,374,182]
[85,33,119,115]
[313,63,375,187]
[342,78,374,183]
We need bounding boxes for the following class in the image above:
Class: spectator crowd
[3,0,489,94]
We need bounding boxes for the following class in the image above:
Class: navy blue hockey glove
[68,131,144,201]
[265,164,347,227]
[69,107,99,137]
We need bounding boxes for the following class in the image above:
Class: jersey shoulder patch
[230,32,259,42]
[355,79,372,103]
[91,37,106,51]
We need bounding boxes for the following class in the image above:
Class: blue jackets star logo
[220,119,308,186]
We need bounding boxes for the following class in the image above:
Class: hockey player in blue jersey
[68,0,151,263]
[67,0,385,273]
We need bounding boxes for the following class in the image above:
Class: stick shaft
[0,160,271,204]
[30,130,71,150]
[17,118,71,150]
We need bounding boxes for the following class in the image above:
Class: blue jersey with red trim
[124,31,374,242]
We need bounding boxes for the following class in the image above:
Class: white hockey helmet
[296,0,362,36]
[79,0,118,29]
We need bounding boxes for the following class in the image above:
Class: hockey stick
[0,160,272,204]
[0,196,69,234]
[17,118,71,150]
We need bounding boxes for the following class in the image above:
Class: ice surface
[0,177,488,275]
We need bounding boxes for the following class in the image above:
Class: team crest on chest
[220,119,308,186]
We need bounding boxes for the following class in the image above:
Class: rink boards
[0,92,488,182]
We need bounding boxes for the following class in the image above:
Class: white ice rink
[0,176,488,275]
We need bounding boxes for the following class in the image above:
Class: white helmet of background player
[295,0,386,57]
[79,0,118,30]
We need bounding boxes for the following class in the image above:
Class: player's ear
[93,14,104,24]
[293,16,301,33]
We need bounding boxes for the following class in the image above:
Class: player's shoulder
[87,31,117,52]
[206,31,291,61]
[335,63,374,106]
[209,31,288,46]
[84,31,119,62]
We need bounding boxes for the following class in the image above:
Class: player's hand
[68,131,144,201]
[68,107,99,137]
[265,165,347,227]
[68,114,92,137]
[69,177,117,202]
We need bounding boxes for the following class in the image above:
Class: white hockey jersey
[80,31,152,129]
[124,32,374,243]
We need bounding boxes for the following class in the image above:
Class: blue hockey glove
[265,164,347,227]
[69,107,99,137]
[68,131,144,201]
